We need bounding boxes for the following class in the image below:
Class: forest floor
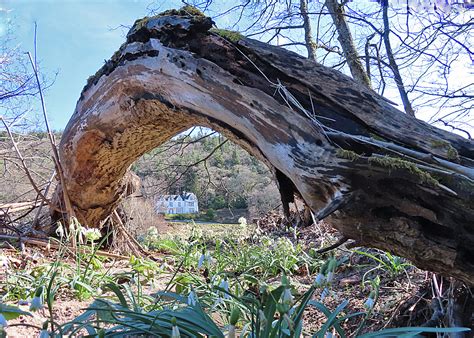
[0,215,466,337]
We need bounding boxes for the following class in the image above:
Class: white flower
[187,290,197,306]
[238,217,247,226]
[219,279,230,299]
[314,273,325,286]
[0,313,8,328]
[364,297,375,310]
[197,253,206,268]
[30,295,43,311]
[55,223,64,238]
[39,329,49,338]
[171,325,181,338]
[84,228,101,242]
[320,287,329,301]
[326,271,334,283]
[197,252,212,268]
[282,288,294,305]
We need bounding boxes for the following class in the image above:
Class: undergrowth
[0,218,470,337]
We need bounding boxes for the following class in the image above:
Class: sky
[1,0,472,134]
[1,0,182,129]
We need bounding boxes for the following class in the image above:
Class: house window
[178,202,181,207]
[169,202,173,207]
[177,208,183,213]
[188,202,194,207]
[189,208,195,213]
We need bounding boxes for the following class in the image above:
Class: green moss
[156,5,205,18]
[336,149,360,161]
[446,146,459,161]
[431,139,460,161]
[369,133,387,142]
[368,155,438,186]
[210,28,243,43]
[431,139,449,148]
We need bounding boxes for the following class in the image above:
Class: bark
[381,4,416,117]
[325,0,372,88]
[300,0,317,61]
[54,9,474,284]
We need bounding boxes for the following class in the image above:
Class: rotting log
[53,8,474,284]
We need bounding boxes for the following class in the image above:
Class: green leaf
[0,303,32,320]
[359,327,471,337]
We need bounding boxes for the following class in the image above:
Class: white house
[156,192,199,214]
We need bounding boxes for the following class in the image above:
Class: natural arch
[55,8,474,284]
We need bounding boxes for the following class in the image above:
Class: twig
[26,25,76,244]
[316,236,349,253]
[0,118,60,212]
[0,234,129,260]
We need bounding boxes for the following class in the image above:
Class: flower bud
[38,329,49,338]
[314,273,325,287]
[229,306,240,325]
[30,287,44,312]
[187,290,198,306]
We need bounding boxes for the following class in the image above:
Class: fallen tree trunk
[54,8,474,284]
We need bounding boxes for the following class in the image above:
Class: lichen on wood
[210,28,244,43]
[336,149,360,161]
[368,155,438,186]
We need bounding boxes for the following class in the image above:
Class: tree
[185,0,472,127]
[52,9,473,284]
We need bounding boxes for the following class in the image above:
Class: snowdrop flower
[0,313,7,328]
[197,252,212,268]
[171,325,181,338]
[320,287,329,301]
[55,223,64,239]
[198,253,206,268]
[84,228,101,242]
[30,287,44,312]
[364,291,376,310]
[38,329,49,338]
[314,273,325,287]
[326,271,334,283]
[219,279,230,299]
[30,295,43,311]
[187,290,198,306]
[364,297,375,310]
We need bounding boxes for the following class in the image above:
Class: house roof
[157,192,197,201]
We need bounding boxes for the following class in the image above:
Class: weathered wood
[54,8,474,284]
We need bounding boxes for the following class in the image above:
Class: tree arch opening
[132,126,282,223]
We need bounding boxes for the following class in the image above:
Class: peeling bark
[54,9,474,284]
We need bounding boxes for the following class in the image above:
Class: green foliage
[354,249,413,282]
